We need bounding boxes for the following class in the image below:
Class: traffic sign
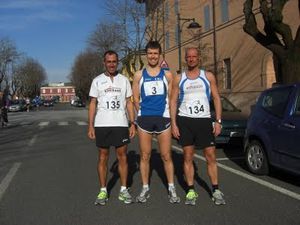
[160,59,169,70]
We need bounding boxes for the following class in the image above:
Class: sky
[0,0,107,83]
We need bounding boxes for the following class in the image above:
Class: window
[260,87,292,118]
[221,0,229,23]
[223,58,231,89]
[294,90,300,115]
[72,89,75,93]
[165,31,170,50]
[65,88,68,93]
[50,89,52,94]
[58,88,61,93]
[42,89,46,94]
[204,5,211,31]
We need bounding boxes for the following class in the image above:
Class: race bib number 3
[144,80,164,96]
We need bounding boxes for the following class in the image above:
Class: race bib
[186,100,205,115]
[144,80,164,96]
[103,95,121,110]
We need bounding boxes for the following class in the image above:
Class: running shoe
[136,187,150,203]
[118,188,133,204]
[212,189,226,205]
[94,190,108,205]
[168,187,180,203]
[185,189,198,205]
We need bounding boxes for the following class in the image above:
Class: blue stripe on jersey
[179,77,188,107]
[199,76,211,101]
[140,68,167,116]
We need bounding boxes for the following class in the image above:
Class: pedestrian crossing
[37,121,88,127]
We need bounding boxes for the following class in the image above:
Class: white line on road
[76,121,88,126]
[38,121,49,127]
[216,157,244,161]
[28,134,38,147]
[155,140,300,201]
[0,162,21,202]
[58,121,69,126]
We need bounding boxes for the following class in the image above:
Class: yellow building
[136,0,299,114]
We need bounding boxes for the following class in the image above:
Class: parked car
[211,96,248,145]
[73,100,86,107]
[43,99,54,107]
[244,83,300,175]
[8,99,26,112]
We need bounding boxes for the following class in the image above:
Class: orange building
[40,82,76,103]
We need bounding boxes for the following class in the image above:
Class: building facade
[40,82,76,103]
[137,0,299,114]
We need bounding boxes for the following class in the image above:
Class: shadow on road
[107,150,139,195]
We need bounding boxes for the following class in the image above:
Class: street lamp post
[177,13,201,73]
[212,0,217,76]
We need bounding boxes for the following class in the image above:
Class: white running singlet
[178,70,211,118]
[89,73,132,127]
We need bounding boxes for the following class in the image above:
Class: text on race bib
[144,80,164,96]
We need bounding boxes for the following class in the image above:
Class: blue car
[244,83,300,175]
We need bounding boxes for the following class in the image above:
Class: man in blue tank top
[132,41,180,204]
[170,47,226,206]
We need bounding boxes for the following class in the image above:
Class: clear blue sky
[0,0,107,83]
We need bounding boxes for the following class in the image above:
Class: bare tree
[0,38,19,91]
[99,0,146,78]
[88,22,124,55]
[243,0,300,84]
[69,50,104,101]
[14,57,47,98]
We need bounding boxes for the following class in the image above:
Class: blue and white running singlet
[138,68,170,117]
[178,70,211,118]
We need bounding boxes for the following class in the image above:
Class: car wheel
[245,140,269,175]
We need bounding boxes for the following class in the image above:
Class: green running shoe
[185,189,198,206]
[118,188,133,204]
[94,190,108,206]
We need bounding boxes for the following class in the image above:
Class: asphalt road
[0,103,299,225]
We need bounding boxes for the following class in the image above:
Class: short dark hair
[145,40,162,54]
[103,50,118,61]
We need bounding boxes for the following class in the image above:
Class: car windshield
[10,100,20,104]
[210,97,241,112]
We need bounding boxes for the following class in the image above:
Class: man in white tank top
[170,47,226,205]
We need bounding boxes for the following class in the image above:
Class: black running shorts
[137,116,171,134]
[95,127,130,148]
[177,116,215,149]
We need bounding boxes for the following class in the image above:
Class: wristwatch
[215,119,222,124]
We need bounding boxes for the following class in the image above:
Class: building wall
[141,0,299,115]
[40,86,76,102]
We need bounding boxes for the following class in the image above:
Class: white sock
[143,184,149,190]
[168,183,175,191]
[100,187,107,193]
[120,186,127,192]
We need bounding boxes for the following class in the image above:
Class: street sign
[160,59,169,70]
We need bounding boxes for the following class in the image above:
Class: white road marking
[216,157,244,161]
[153,139,300,201]
[0,162,21,202]
[38,122,49,127]
[28,134,38,147]
[58,121,69,126]
[76,121,88,126]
